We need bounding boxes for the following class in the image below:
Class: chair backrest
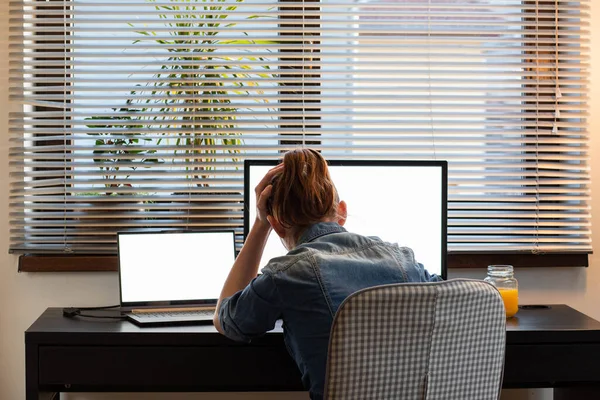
[323,279,506,400]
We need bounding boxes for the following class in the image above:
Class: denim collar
[296,221,347,246]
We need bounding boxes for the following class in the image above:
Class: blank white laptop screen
[118,231,235,304]
[244,161,447,278]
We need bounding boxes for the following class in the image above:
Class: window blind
[9,0,591,255]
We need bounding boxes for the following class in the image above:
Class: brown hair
[267,148,339,238]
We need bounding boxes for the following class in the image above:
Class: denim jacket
[218,222,441,400]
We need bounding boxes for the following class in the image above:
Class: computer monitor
[117,231,236,306]
[244,160,448,279]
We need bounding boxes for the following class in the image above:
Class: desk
[26,305,600,400]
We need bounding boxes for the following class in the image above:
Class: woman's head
[266,148,346,248]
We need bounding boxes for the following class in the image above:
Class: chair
[323,279,506,400]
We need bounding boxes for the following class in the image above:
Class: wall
[0,2,598,399]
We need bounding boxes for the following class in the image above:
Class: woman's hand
[255,163,284,227]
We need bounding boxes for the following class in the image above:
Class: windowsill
[17,253,589,272]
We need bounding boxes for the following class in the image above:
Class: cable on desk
[63,305,126,320]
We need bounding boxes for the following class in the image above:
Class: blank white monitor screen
[245,161,447,278]
[118,231,235,304]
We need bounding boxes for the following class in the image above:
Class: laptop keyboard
[134,310,214,318]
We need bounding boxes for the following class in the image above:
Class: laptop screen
[118,231,236,307]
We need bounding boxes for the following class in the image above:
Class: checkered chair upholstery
[324,279,506,400]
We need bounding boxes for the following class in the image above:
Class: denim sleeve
[217,272,282,343]
[417,262,444,282]
[395,245,442,283]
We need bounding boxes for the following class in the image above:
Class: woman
[213,148,440,400]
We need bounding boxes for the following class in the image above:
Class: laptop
[118,230,236,327]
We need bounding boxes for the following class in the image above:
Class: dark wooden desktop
[26,305,600,400]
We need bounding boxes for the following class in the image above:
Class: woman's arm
[213,164,283,333]
[213,219,271,333]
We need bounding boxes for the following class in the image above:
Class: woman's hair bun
[268,148,339,233]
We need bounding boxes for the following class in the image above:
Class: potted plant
[85,0,276,226]
[127,0,275,183]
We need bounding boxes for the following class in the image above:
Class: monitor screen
[244,160,447,279]
[118,231,236,306]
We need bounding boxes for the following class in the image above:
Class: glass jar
[484,265,519,318]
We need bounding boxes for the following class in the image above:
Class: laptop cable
[63,304,127,320]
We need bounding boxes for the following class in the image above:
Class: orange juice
[498,288,519,318]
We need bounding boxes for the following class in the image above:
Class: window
[9,0,590,270]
